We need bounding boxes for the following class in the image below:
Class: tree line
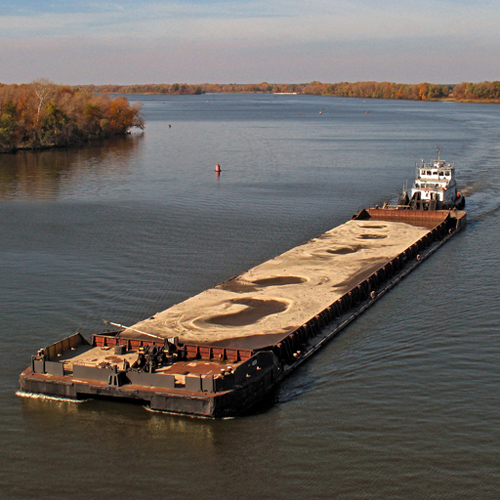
[0,79,144,153]
[77,80,500,101]
[2,78,498,153]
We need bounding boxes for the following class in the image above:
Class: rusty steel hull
[18,208,466,418]
[19,362,278,418]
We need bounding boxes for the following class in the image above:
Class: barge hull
[19,208,466,417]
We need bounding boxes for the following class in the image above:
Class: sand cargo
[18,203,466,417]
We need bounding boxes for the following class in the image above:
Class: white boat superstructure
[399,148,466,210]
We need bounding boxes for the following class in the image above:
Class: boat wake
[461,181,500,220]
[143,406,224,419]
[456,145,500,220]
[15,391,89,403]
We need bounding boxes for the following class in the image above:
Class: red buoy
[215,163,221,173]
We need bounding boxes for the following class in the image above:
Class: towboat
[398,148,466,210]
[18,152,467,418]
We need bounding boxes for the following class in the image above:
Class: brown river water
[1,94,499,499]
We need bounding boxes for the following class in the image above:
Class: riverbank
[75,79,500,102]
[0,80,144,153]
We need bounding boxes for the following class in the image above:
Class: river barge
[19,205,466,418]
[19,150,467,417]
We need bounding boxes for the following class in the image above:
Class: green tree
[0,99,18,151]
[40,101,70,146]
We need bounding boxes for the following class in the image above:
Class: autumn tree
[31,78,56,125]
[0,81,145,152]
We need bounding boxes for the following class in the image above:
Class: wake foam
[15,391,88,403]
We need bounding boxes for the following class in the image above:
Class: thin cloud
[2,2,497,42]
[1,0,499,83]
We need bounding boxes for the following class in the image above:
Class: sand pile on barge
[120,219,428,348]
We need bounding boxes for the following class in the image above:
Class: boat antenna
[102,319,165,340]
[436,145,441,160]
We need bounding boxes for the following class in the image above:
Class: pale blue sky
[1,0,499,84]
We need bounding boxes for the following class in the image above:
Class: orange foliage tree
[0,80,144,152]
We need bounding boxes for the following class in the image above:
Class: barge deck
[19,207,466,417]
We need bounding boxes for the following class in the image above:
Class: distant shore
[74,80,500,103]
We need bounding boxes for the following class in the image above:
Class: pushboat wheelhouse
[399,148,466,210]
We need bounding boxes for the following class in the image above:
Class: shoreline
[90,90,500,104]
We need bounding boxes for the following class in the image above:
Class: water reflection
[20,395,218,445]
[0,134,143,201]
